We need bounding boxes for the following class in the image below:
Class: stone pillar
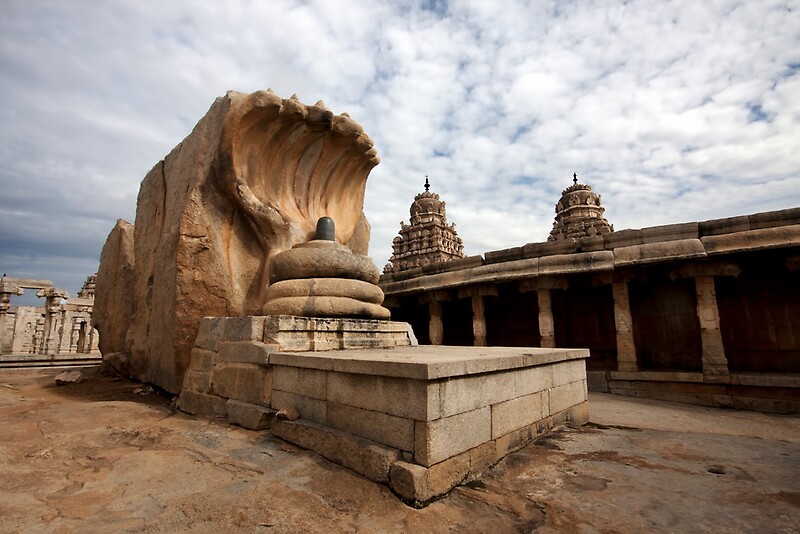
[694,275,729,380]
[520,278,568,349]
[32,316,43,354]
[458,286,498,347]
[69,319,81,354]
[90,327,100,353]
[471,296,487,346]
[536,289,555,348]
[0,283,22,355]
[0,293,10,354]
[612,281,637,372]
[428,300,443,346]
[38,288,69,355]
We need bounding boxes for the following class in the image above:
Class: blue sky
[1,0,799,304]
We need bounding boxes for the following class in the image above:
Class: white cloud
[1,0,799,294]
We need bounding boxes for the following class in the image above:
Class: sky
[1,0,799,305]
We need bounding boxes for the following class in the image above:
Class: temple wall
[380,207,800,414]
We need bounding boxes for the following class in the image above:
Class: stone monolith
[93,220,135,359]
[97,90,380,392]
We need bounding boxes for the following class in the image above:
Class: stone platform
[177,315,589,505]
[270,345,589,504]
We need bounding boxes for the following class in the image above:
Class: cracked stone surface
[1,368,798,533]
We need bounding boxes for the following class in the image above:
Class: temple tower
[77,274,96,300]
[548,173,613,241]
[384,177,464,273]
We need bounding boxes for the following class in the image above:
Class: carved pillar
[69,319,81,354]
[0,293,10,354]
[33,316,45,354]
[612,281,637,372]
[0,283,22,355]
[536,289,555,348]
[694,275,729,380]
[428,300,443,346]
[38,288,69,355]
[471,296,487,346]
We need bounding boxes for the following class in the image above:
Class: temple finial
[424,175,430,192]
[573,172,578,185]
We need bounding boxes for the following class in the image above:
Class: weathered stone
[93,220,135,356]
[177,390,228,416]
[272,419,402,483]
[211,363,270,405]
[272,365,327,399]
[439,370,517,417]
[186,347,216,372]
[183,370,211,393]
[216,340,272,365]
[491,392,544,439]
[272,390,325,423]
[223,316,267,342]
[326,402,415,451]
[414,407,491,467]
[549,380,588,414]
[227,399,275,430]
[494,423,537,461]
[641,222,698,243]
[194,318,228,352]
[701,226,800,255]
[275,406,300,421]
[389,451,474,504]
[552,359,586,386]
[327,372,438,421]
[98,90,378,393]
[468,441,497,478]
[614,239,707,266]
[54,370,83,385]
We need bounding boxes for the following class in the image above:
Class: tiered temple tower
[77,274,96,300]
[548,173,613,241]
[384,177,464,273]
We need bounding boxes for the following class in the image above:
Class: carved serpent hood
[215,90,379,258]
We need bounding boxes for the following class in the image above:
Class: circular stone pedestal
[264,240,391,319]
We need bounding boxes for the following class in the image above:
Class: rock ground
[0,368,797,533]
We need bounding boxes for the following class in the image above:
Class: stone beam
[669,261,741,280]
[518,277,569,292]
[456,285,499,299]
[0,277,54,290]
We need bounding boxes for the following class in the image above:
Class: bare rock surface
[96,91,379,393]
[1,369,797,533]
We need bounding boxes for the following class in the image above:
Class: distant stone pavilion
[384,177,464,273]
[549,173,613,241]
